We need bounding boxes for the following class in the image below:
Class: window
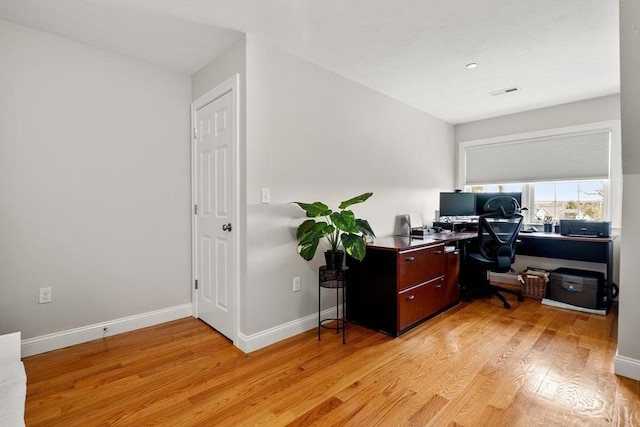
[533,181,604,222]
[459,121,620,227]
[465,180,607,223]
[463,129,611,185]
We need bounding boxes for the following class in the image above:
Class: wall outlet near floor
[293,277,301,292]
[39,287,52,304]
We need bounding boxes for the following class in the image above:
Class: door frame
[191,74,240,345]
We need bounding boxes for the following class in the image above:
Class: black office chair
[461,196,524,309]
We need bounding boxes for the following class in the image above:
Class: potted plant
[293,192,376,269]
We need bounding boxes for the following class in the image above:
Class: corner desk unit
[346,235,469,337]
[346,231,616,337]
[516,231,616,293]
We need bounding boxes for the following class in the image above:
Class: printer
[560,220,611,237]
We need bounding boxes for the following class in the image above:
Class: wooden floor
[23,296,639,426]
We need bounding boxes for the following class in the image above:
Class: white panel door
[194,88,235,340]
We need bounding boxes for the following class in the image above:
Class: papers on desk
[409,213,423,229]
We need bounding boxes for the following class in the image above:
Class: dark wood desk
[347,231,617,336]
[406,230,616,299]
[430,231,478,243]
[430,230,617,298]
[515,232,616,294]
[358,233,477,250]
[346,236,460,336]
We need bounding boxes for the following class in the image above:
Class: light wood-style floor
[23,295,639,426]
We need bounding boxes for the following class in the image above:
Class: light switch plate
[261,188,271,204]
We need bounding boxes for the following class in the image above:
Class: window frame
[465,180,610,224]
[458,120,621,227]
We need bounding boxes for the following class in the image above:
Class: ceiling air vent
[489,86,520,96]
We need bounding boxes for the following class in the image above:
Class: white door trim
[191,74,240,346]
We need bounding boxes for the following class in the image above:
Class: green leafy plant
[293,192,376,262]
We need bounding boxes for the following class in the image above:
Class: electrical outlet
[39,287,52,304]
[293,277,301,292]
[261,188,271,204]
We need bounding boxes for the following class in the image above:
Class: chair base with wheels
[461,266,523,309]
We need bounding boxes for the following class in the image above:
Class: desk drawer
[398,244,445,290]
[398,276,445,331]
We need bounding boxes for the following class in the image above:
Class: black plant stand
[318,265,348,344]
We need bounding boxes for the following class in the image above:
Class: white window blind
[465,129,611,185]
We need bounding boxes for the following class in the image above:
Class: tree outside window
[534,181,603,221]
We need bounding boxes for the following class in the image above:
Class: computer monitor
[439,192,476,217]
[474,192,522,215]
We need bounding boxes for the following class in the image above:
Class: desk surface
[368,231,616,251]
[517,231,617,243]
[366,232,477,251]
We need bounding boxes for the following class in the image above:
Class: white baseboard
[21,304,193,357]
[614,352,640,381]
[236,305,342,353]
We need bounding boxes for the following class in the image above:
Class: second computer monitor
[439,192,476,217]
[475,192,522,214]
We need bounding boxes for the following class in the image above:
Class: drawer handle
[405,256,415,262]
[434,250,443,254]
[434,284,443,289]
[406,295,415,300]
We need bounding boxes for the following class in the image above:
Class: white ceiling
[0,0,620,124]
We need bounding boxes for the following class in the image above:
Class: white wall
[192,37,246,101]
[455,95,621,143]
[616,0,640,380]
[0,21,193,340]
[1,21,454,353]
[242,36,454,337]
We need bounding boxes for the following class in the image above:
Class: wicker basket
[518,268,549,299]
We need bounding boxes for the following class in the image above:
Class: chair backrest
[475,196,524,272]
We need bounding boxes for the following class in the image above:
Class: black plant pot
[324,250,344,270]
